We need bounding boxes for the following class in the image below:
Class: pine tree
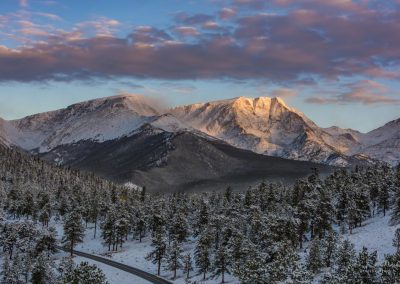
[195,232,212,280]
[1,254,24,284]
[380,253,400,284]
[63,261,108,284]
[351,247,379,284]
[61,210,85,256]
[335,239,356,275]
[306,239,323,273]
[146,226,167,276]
[212,245,231,284]
[57,256,75,281]
[194,201,209,236]
[31,252,57,284]
[378,184,390,216]
[322,231,338,268]
[101,209,115,251]
[182,253,193,280]
[286,262,312,284]
[34,227,58,257]
[165,240,183,280]
[393,228,400,253]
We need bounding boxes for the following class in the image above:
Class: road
[57,246,173,284]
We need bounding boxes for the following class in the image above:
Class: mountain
[170,97,368,166]
[0,94,398,191]
[6,95,163,152]
[0,95,334,191]
[323,118,400,166]
[40,123,331,191]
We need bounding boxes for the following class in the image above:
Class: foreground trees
[1,145,400,283]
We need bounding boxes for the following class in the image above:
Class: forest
[1,145,400,283]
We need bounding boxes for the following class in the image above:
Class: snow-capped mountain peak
[5,94,162,152]
[0,94,398,166]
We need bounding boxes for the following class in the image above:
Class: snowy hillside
[170,97,369,166]
[0,94,398,167]
[325,118,400,166]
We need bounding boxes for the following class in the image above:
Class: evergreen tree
[165,240,183,280]
[393,228,400,253]
[351,247,379,284]
[31,253,57,284]
[212,245,231,284]
[146,226,167,276]
[322,231,338,268]
[182,253,193,280]
[1,256,23,284]
[378,184,390,216]
[62,210,85,256]
[62,261,108,284]
[195,232,212,280]
[306,239,323,273]
[335,239,356,275]
[381,253,400,284]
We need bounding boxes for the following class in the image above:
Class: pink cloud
[219,8,236,20]
[270,88,298,98]
[174,26,199,37]
[305,80,400,105]
[19,0,28,8]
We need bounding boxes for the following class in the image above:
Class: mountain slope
[170,97,365,166]
[360,118,400,166]
[8,95,161,152]
[40,123,332,191]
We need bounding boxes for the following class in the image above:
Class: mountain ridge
[0,94,398,167]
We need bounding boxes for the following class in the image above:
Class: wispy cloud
[305,80,400,105]
[19,0,28,8]
[270,88,297,98]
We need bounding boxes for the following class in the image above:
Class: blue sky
[0,0,399,132]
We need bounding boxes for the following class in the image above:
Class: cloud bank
[0,0,399,99]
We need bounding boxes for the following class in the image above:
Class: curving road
[56,246,173,284]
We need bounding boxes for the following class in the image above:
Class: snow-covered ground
[73,255,151,284]
[344,212,400,262]
[52,212,400,284]
[53,222,237,284]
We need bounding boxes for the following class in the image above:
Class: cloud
[34,12,61,21]
[159,82,196,94]
[75,17,120,37]
[232,0,266,9]
[0,0,400,88]
[174,26,199,37]
[219,8,236,20]
[305,80,400,105]
[202,21,220,30]
[270,88,297,98]
[174,13,214,26]
[19,0,28,8]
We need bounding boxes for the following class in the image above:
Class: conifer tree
[335,239,356,275]
[182,253,193,280]
[195,232,212,280]
[62,210,85,256]
[165,240,183,280]
[62,261,108,284]
[322,231,338,268]
[146,226,167,276]
[393,228,400,253]
[378,184,390,216]
[31,252,57,284]
[212,245,231,284]
[306,239,323,273]
[381,253,400,284]
[351,247,378,284]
